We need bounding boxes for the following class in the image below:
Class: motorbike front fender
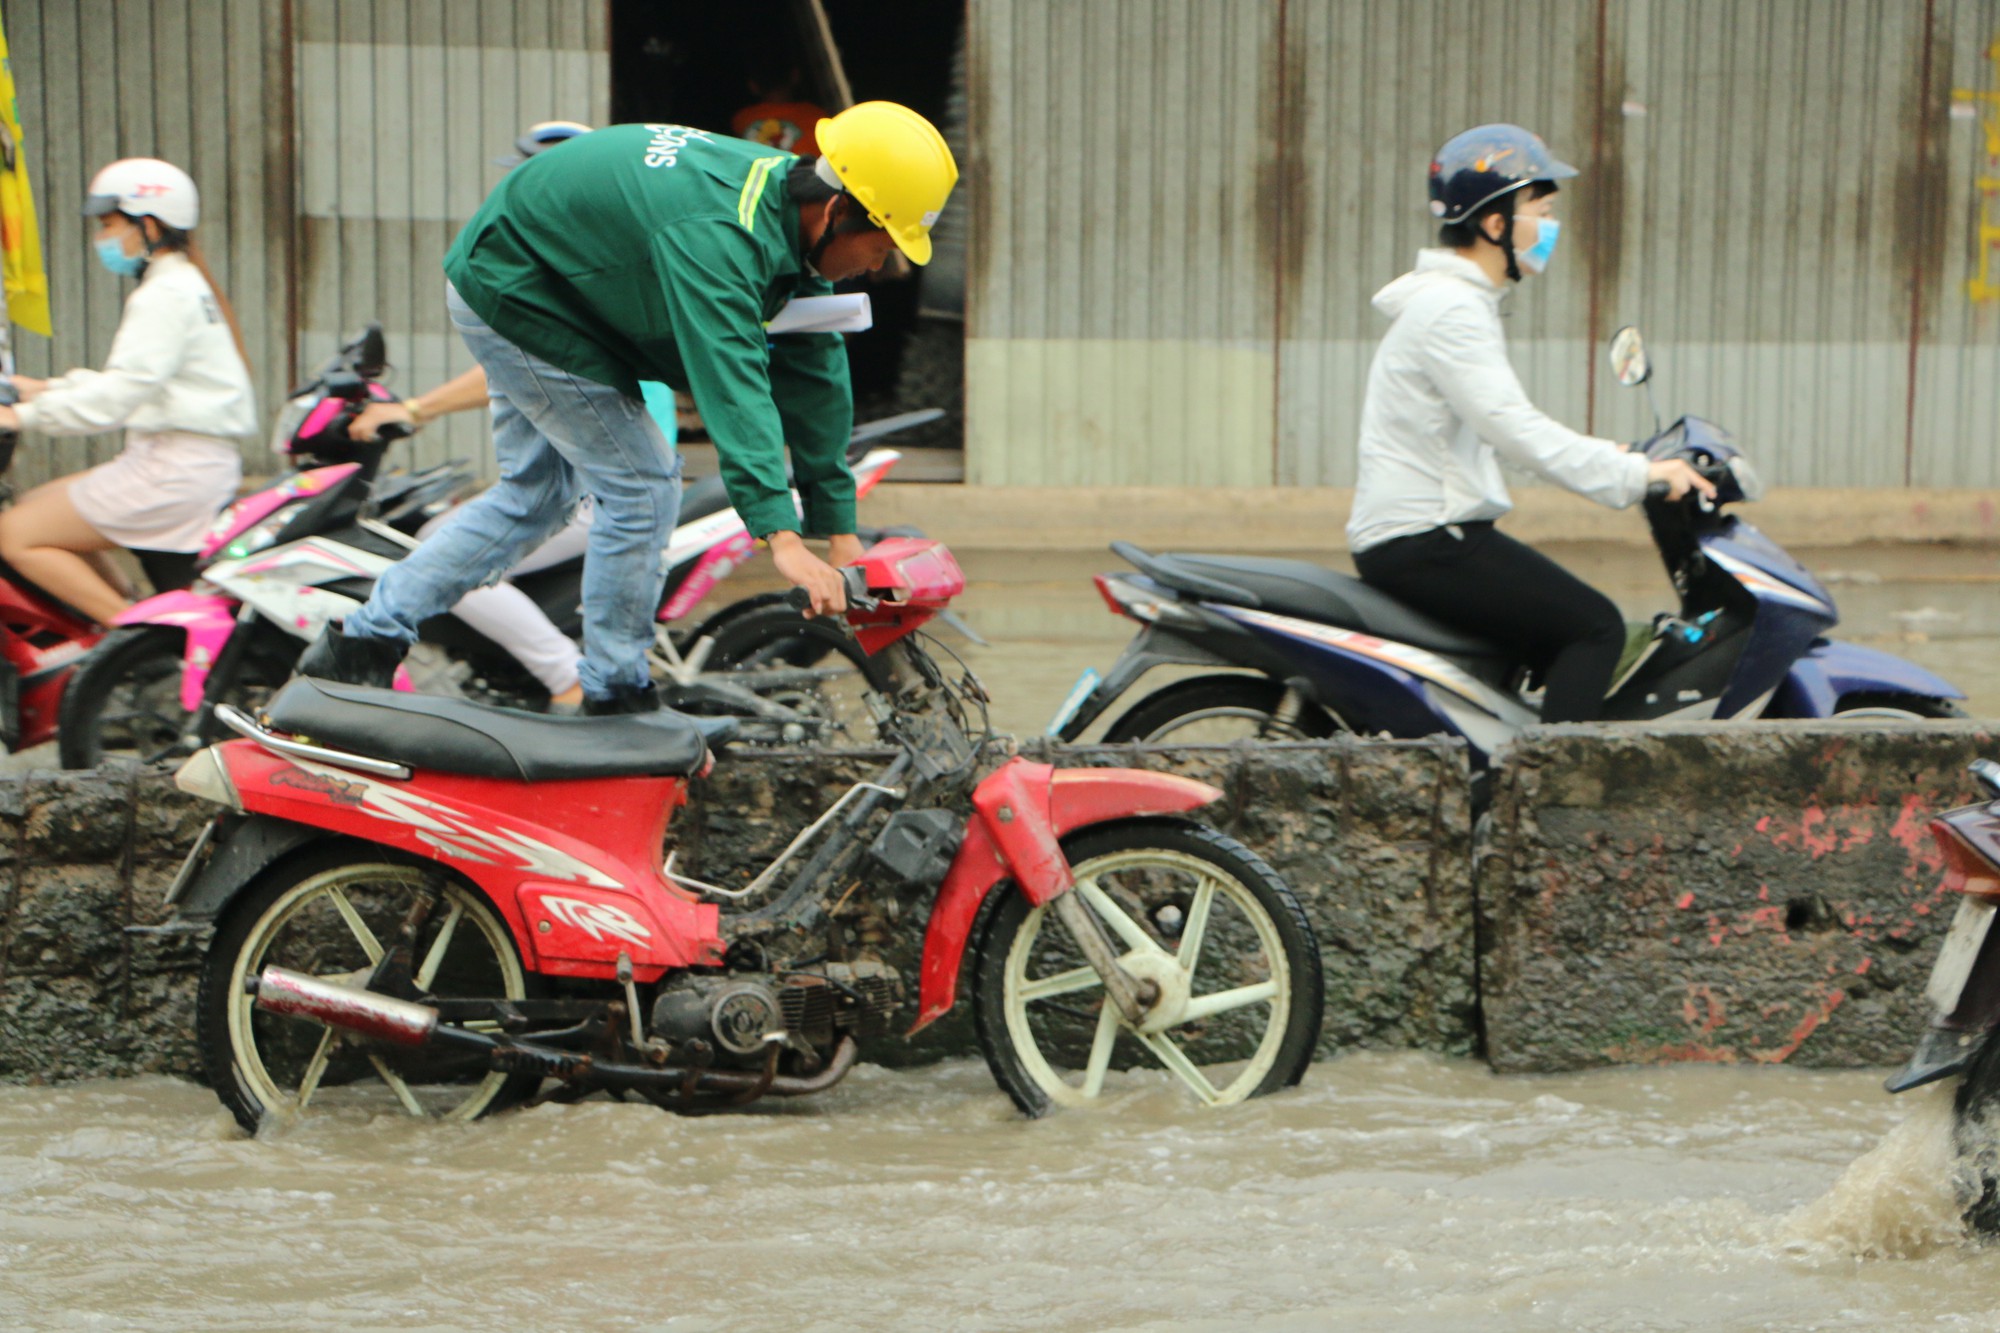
[1772,638,1967,718]
[910,760,1222,1032]
[112,589,241,712]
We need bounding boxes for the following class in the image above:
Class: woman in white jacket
[0,158,252,623]
[1346,125,1711,723]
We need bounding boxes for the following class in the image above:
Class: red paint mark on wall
[1676,891,1696,910]
[1751,990,1849,1064]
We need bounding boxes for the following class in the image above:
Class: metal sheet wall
[5,0,291,489]
[295,0,609,481]
[3,0,608,492]
[965,0,1281,488]
[971,0,2000,492]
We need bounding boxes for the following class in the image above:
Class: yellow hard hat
[815,101,957,266]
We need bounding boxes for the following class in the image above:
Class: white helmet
[84,158,199,231]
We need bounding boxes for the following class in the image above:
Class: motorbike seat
[264,677,712,781]
[1156,553,1510,659]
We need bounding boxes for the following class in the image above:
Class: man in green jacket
[302,101,958,714]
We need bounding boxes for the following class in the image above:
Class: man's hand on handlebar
[348,400,417,442]
[768,531,849,618]
[1646,458,1718,503]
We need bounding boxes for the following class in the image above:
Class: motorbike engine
[649,961,902,1062]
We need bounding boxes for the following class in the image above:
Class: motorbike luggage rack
[214,702,412,780]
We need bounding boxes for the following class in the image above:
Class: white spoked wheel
[197,850,534,1132]
[972,821,1322,1115]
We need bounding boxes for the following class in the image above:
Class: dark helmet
[1428,124,1578,223]
[494,120,592,168]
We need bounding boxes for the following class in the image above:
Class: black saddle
[1123,547,1507,659]
[265,677,723,781]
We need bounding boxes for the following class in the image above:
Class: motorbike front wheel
[198,847,540,1132]
[1102,675,1341,744]
[1952,1028,2000,1233]
[59,623,294,769]
[700,603,896,744]
[972,819,1323,1116]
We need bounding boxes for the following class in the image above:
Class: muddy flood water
[1,1060,1993,1330]
[6,540,2000,1327]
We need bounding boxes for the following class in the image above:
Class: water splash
[1781,1084,1967,1260]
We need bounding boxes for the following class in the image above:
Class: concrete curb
[0,722,1989,1085]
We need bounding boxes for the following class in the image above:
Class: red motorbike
[1888,757,2000,1232]
[0,383,198,755]
[166,537,1322,1126]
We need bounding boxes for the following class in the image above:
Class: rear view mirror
[1609,325,1650,387]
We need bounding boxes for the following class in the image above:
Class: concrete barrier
[1,722,1989,1085]
[0,736,1477,1082]
[1480,721,1999,1073]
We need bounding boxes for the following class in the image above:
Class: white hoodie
[1345,248,1648,554]
[16,251,256,440]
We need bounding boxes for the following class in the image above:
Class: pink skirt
[68,431,243,552]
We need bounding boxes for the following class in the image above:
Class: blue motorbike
[1049,327,1967,763]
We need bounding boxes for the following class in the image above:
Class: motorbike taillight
[1933,818,2000,898]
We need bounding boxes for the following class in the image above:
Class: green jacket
[444,124,854,538]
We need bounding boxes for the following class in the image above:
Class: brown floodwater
[0,1058,1992,1329]
[4,541,1999,1325]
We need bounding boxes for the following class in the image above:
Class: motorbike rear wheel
[1102,675,1341,744]
[198,846,540,1132]
[972,819,1322,1116]
[1831,694,1970,721]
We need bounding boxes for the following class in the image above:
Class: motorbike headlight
[218,501,311,562]
[1729,456,1766,502]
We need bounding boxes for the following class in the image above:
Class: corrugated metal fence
[968,0,2000,491]
[4,0,607,489]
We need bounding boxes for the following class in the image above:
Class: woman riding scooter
[1346,125,1712,722]
[0,159,253,624]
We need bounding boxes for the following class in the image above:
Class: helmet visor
[82,193,121,218]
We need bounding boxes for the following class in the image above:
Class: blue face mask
[94,236,146,278]
[1517,217,1561,275]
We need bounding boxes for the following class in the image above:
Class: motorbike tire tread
[970,817,1324,1118]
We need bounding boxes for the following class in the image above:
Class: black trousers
[1351,522,1626,724]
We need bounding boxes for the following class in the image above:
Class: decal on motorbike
[284,756,621,888]
[1224,604,1529,719]
[1705,548,1834,615]
[267,767,366,807]
[541,895,653,946]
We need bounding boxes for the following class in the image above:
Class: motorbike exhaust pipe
[250,966,439,1047]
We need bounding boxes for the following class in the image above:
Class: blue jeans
[345,285,682,699]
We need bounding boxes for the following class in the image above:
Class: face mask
[94,236,146,277]
[1517,217,1561,275]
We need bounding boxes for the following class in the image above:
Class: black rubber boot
[581,682,663,717]
[296,621,406,689]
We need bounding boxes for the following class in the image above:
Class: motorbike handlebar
[784,565,881,617]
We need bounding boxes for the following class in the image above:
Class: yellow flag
[0,3,50,337]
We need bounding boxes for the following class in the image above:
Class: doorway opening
[610,0,966,482]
